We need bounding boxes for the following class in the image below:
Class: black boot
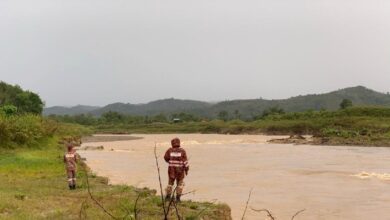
[72,184,76,190]
[165,194,171,202]
[69,185,73,190]
[176,195,181,203]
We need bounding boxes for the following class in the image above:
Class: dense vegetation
[44,86,390,119]
[0,81,44,114]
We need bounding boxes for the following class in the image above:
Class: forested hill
[208,86,390,118]
[44,86,390,118]
[90,99,212,116]
[43,105,100,116]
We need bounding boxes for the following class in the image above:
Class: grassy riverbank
[0,138,230,219]
[0,115,231,219]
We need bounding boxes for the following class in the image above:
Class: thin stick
[180,190,196,197]
[165,186,178,219]
[241,188,253,220]
[154,143,168,219]
[134,193,141,220]
[291,209,306,220]
[83,167,118,219]
[172,200,182,220]
[251,208,275,220]
[79,199,88,220]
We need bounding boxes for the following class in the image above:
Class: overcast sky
[1,0,389,107]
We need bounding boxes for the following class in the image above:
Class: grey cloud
[0,0,389,106]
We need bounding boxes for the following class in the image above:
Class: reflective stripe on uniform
[170,152,182,157]
[169,160,183,164]
[169,164,184,167]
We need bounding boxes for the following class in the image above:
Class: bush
[0,105,18,116]
[0,113,90,149]
[0,114,44,148]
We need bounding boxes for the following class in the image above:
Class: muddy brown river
[78,134,390,220]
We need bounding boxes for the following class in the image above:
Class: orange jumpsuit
[164,145,189,197]
[64,150,78,190]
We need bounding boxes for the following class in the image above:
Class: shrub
[0,105,18,116]
[0,114,90,149]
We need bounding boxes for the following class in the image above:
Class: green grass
[0,137,231,219]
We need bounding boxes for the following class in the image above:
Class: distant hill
[89,99,212,116]
[208,86,390,118]
[43,105,100,116]
[44,86,390,118]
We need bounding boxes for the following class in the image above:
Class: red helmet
[171,138,180,147]
[67,143,74,149]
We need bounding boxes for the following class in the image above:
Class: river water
[78,134,390,220]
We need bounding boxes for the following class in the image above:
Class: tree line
[48,99,355,126]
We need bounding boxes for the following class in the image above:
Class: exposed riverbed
[78,134,390,220]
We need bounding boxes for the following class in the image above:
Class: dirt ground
[78,134,390,220]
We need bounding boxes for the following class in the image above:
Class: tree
[101,111,124,123]
[262,106,285,118]
[151,113,168,123]
[14,92,44,114]
[234,110,241,119]
[340,99,353,109]
[0,81,44,114]
[170,112,200,122]
[218,110,229,121]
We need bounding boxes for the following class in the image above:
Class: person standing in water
[164,138,189,202]
[64,143,78,190]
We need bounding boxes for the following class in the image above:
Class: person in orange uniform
[164,138,189,202]
[64,143,78,190]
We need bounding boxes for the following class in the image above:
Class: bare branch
[165,186,179,219]
[180,190,196,197]
[172,200,182,220]
[291,209,306,220]
[251,208,276,220]
[134,193,141,220]
[154,143,168,219]
[79,199,88,220]
[83,166,118,219]
[241,188,253,220]
[120,193,140,220]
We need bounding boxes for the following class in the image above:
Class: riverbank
[50,106,390,147]
[79,134,390,220]
[0,136,231,219]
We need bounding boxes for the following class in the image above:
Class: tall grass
[0,112,91,149]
